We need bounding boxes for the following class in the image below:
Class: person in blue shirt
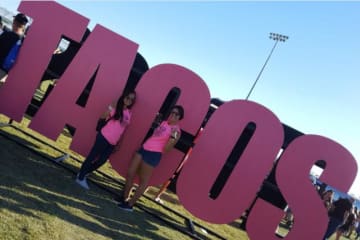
[0,13,28,84]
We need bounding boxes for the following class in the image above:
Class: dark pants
[323,217,343,240]
[78,133,114,180]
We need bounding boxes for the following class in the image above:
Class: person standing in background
[0,16,4,36]
[0,13,28,85]
[323,197,354,240]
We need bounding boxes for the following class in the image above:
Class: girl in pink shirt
[118,105,184,211]
[76,90,136,190]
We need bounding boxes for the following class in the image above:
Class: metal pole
[245,33,288,100]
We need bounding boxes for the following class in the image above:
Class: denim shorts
[137,147,162,167]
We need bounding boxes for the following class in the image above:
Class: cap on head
[14,13,28,25]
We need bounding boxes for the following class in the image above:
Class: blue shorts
[137,147,162,167]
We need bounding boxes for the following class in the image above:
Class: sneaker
[53,153,70,163]
[114,195,125,204]
[75,176,89,190]
[154,197,164,204]
[118,201,133,212]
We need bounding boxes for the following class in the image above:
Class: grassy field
[0,112,353,240]
[0,114,251,240]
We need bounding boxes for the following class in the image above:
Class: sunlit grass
[0,113,249,240]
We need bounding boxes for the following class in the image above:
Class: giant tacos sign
[0,1,357,239]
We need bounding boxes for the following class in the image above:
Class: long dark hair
[113,90,136,122]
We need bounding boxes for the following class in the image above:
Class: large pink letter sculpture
[110,64,211,186]
[0,2,357,239]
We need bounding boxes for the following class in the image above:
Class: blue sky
[2,1,360,196]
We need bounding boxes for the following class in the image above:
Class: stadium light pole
[245,33,289,100]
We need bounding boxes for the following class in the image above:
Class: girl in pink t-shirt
[118,105,184,211]
[76,90,136,190]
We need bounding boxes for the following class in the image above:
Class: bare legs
[122,153,142,202]
[154,179,171,200]
[334,230,342,240]
[122,152,154,207]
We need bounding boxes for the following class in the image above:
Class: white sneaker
[155,197,164,204]
[76,176,89,190]
[54,153,70,163]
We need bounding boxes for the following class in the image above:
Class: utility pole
[245,33,289,100]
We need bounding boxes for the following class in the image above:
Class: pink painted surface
[247,199,285,240]
[29,24,138,155]
[260,135,357,240]
[0,0,357,229]
[109,64,211,186]
[0,1,89,121]
[176,100,284,224]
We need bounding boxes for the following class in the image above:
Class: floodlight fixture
[245,32,289,100]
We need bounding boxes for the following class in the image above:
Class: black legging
[78,133,114,180]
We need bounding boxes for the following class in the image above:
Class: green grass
[0,114,250,240]
[1,113,353,240]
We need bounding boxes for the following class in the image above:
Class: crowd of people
[280,178,360,240]
[321,188,360,240]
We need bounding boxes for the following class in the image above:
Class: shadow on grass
[0,128,42,152]
[0,135,177,240]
